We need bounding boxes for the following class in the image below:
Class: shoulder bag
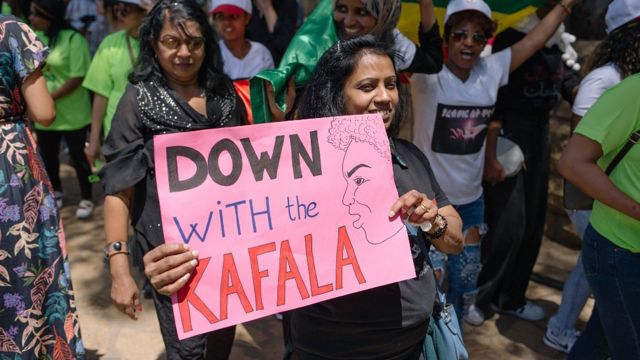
[417,237,469,360]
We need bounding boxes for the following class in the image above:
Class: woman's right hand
[143,243,199,296]
[111,273,142,320]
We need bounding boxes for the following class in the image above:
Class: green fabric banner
[250,0,336,123]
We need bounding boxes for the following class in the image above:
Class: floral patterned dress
[0,16,84,359]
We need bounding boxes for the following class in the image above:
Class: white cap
[605,0,640,34]
[444,0,492,25]
[209,0,252,15]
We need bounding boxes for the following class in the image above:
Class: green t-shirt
[82,30,139,136]
[36,29,91,131]
[575,73,640,253]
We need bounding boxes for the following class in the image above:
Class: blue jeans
[568,224,640,359]
[548,210,592,334]
[429,196,486,318]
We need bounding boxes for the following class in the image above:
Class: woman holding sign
[100,0,247,358]
[144,36,464,359]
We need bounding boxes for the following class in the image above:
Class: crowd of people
[0,0,638,358]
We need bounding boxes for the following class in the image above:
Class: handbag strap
[605,130,640,175]
[414,232,447,305]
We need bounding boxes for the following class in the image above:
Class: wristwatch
[427,214,448,240]
[104,241,130,259]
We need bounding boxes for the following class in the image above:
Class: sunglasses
[451,29,487,45]
[159,36,205,51]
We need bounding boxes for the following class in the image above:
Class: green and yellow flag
[399,0,545,42]
[251,0,545,123]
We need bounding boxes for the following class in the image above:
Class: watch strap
[104,241,130,259]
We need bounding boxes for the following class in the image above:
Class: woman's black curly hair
[298,35,405,137]
[583,19,640,79]
[129,0,229,96]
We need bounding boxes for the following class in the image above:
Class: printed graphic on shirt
[431,104,494,155]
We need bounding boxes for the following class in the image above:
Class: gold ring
[419,203,429,212]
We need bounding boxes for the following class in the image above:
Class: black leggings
[36,126,92,200]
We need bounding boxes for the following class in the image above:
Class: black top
[246,0,299,65]
[101,81,247,255]
[290,138,449,360]
[493,28,579,122]
[404,22,444,75]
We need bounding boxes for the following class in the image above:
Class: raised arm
[403,0,443,74]
[509,0,579,73]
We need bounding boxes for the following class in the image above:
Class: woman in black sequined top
[100,0,247,358]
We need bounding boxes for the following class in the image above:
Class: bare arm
[483,119,506,183]
[50,77,84,100]
[558,134,640,221]
[419,0,436,31]
[105,188,142,320]
[22,69,55,126]
[254,0,278,33]
[509,0,578,73]
[85,94,107,165]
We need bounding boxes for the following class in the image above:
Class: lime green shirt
[82,30,139,136]
[36,29,91,131]
[576,73,640,253]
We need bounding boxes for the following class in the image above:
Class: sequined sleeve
[101,84,151,195]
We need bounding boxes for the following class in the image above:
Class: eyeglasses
[451,29,487,45]
[159,36,205,51]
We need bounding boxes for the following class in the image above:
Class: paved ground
[57,161,593,360]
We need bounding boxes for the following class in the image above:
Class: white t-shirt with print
[412,49,512,205]
[572,63,621,117]
[220,40,274,80]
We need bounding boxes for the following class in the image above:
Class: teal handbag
[418,238,469,360]
[429,284,469,360]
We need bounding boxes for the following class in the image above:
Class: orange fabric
[233,79,253,124]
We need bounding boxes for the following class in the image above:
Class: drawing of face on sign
[327,117,404,245]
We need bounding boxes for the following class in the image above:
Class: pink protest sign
[153,115,416,340]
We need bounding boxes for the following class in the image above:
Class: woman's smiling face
[343,52,398,130]
[333,0,377,40]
